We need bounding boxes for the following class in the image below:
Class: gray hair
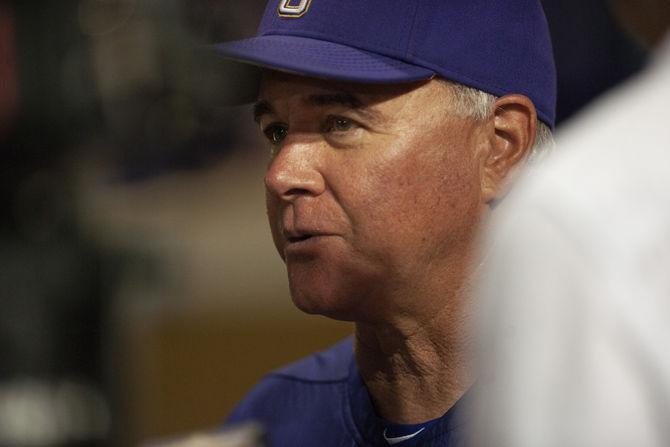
[440,79,554,164]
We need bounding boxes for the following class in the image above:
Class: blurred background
[0,0,663,446]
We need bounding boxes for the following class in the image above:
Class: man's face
[256,72,490,323]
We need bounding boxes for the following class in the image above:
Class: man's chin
[288,287,361,322]
[285,253,379,321]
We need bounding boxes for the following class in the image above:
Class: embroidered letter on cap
[277,0,312,18]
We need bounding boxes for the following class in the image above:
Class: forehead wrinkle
[305,92,363,109]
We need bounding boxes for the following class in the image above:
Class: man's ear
[481,94,537,204]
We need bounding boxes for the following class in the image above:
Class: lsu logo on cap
[277,0,312,18]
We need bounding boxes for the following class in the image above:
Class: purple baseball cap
[213,0,557,128]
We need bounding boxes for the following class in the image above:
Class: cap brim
[208,35,435,103]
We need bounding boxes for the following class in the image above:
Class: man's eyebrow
[306,92,383,122]
[253,92,382,123]
[253,100,274,124]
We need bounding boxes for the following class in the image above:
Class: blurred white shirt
[476,36,670,447]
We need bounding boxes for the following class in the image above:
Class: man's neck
[354,295,474,424]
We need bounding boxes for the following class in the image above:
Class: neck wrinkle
[353,288,475,424]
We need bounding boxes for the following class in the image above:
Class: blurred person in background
[0,1,115,446]
[211,0,556,446]
[0,0,257,445]
[476,1,670,446]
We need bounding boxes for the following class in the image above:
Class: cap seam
[404,2,422,59]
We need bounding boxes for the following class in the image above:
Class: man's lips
[284,231,330,243]
[282,230,338,249]
[287,234,314,243]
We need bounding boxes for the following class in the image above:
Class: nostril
[284,187,313,197]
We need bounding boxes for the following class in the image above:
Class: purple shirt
[225,338,470,447]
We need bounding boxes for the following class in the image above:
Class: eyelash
[262,116,360,148]
[322,115,357,133]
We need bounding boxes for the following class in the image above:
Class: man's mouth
[287,234,313,243]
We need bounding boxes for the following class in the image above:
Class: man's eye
[323,116,357,133]
[263,124,288,145]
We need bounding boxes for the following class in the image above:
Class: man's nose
[264,138,326,201]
